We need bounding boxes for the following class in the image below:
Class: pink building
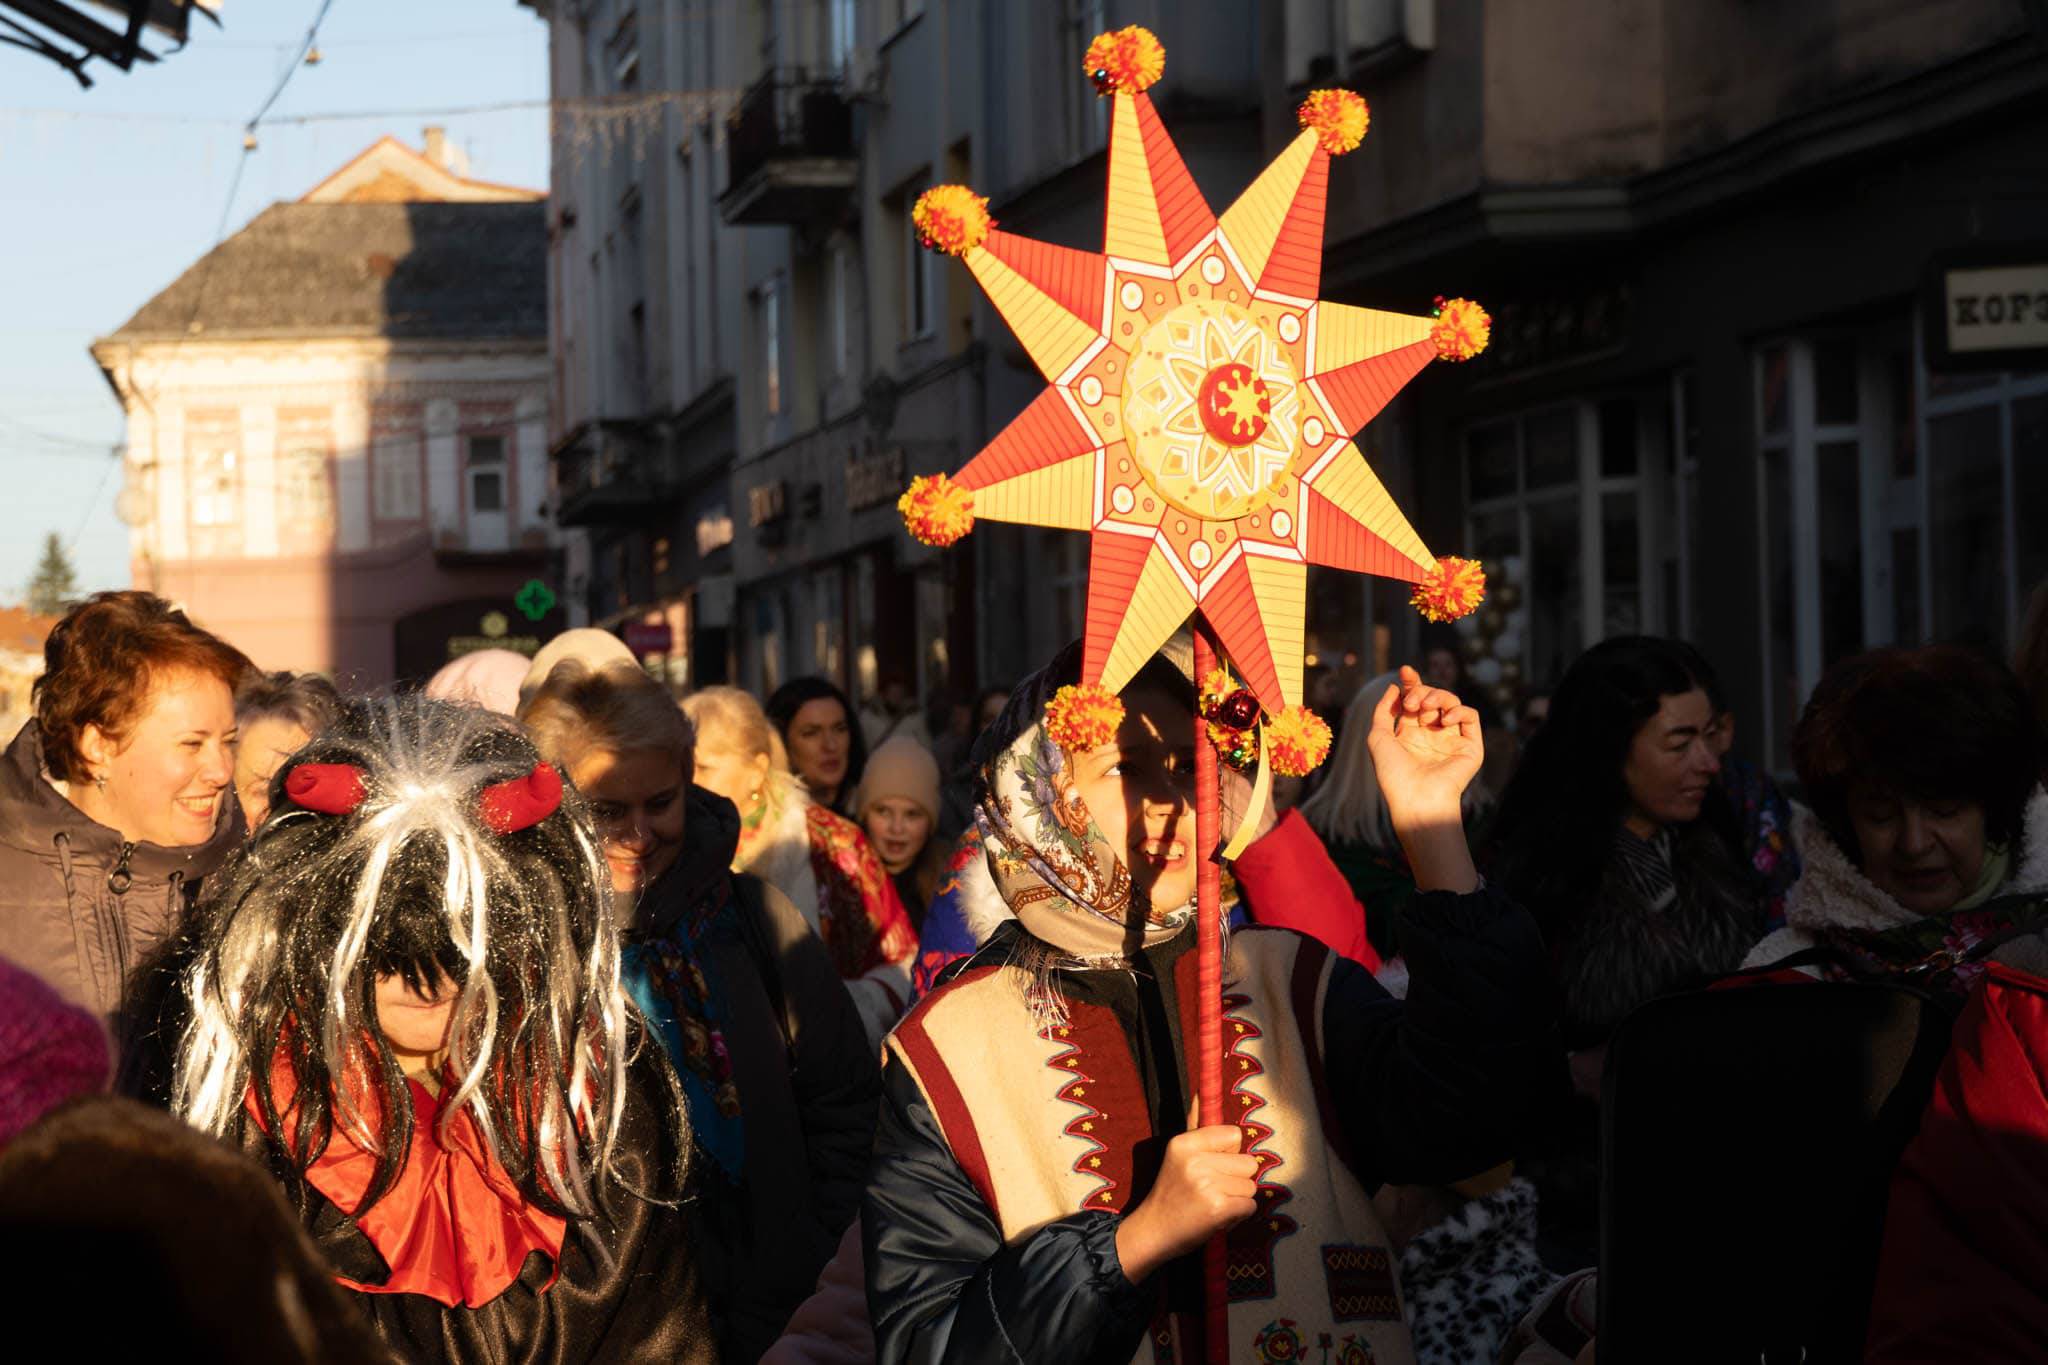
[89,133,564,685]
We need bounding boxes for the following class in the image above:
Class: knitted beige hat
[856,735,941,825]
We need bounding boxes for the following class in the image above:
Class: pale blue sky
[0,0,550,602]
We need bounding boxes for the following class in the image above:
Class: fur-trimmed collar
[952,834,1015,949]
[1785,786,2048,938]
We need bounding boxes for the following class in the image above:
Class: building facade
[1270,0,2048,768]
[527,0,2047,768]
[91,134,564,685]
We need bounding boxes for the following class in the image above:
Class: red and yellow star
[901,26,1487,714]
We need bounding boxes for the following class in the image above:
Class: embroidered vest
[889,927,1412,1365]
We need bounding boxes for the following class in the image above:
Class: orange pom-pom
[1430,297,1490,361]
[912,184,992,256]
[1267,705,1333,777]
[1411,555,1488,623]
[1084,25,1165,94]
[1298,89,1369,155]
[1045,683,1125,752]
[898,472,975,547]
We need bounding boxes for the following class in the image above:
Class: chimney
[423,125,451,171]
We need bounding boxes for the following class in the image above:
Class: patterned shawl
[973,647,1205,963]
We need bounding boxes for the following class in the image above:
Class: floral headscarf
[973,642,1203,962]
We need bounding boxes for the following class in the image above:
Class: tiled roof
[100,200,546,343]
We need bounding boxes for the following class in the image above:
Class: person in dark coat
[0,591,250,1024]
[170,694,714,1365]
[862,644,1557,1363]
[522,659,882,1361]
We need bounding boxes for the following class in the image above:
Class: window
[1066,0,1109,161]
[904,188,932,340]
[278,448,331,528]
[760,280,784,417]
[1463,400,1657,698]
[830,0,857,72]
[831,243,853,378]
[1918,360,2048,655]
[466,434,507,515]
[1751,330,1917,770]
[190,448,238,527]
[372,436,423,521]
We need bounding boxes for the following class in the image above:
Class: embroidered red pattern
[1224,992,1299,1302]
[1042,1020,1136,1213]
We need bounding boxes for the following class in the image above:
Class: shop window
[1916,360,2047,658]
[1751,329,1920,770]
[1463,401,1650,698]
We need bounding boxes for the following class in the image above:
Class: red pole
[1192,623,1229,1364]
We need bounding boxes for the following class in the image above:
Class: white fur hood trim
[1782,785,2048,940]
[954,835,1015,949]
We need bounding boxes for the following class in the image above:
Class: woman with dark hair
[1744,645,2047,979]
[1487,636,1769,1045]
[1485,636,1771,1269]
[0,590,252,1020]
[173,693,713,1363]
[767,677,868,817]
[231,670,342,827]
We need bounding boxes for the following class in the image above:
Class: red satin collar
[249,1063,567,1309]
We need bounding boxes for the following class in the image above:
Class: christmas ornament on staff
[898,24,1487,1361]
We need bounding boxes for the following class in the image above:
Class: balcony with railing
[550,418,674,526]
[719,67,858,226]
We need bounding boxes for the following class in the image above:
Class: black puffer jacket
[862,885,1560,1363]
[641,787,882,1362]
[0,722,240,1020]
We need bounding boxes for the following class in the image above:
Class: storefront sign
[747,480,788,527]
[1923,248,2048,372]
[393,595,566,682]
[624,620,674,653]
[1945,266,2048,352]
[845,447,907,512]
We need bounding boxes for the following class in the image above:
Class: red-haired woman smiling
[0,591,251,1018]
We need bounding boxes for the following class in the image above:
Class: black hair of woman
[766,675,870,814]
[1483,635,1741,938]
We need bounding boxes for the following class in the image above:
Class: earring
[93,774,107,795]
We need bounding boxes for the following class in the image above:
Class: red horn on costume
[478,762,563,834]
[285,763,368,815]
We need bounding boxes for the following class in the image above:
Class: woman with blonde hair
[682,685,917,1046]
[520,661,879,1362]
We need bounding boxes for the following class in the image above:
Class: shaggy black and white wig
[173,695,669,1221]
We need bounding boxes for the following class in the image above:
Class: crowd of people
[1,586,2046,1363]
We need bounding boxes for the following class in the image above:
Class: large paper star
[902,28,1486,713]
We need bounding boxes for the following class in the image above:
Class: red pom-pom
[911,185,992,256]
[1411,555,1488,623]
[1430,297,1490,362]
[1045,683,1125,752]
[1084,26,1165,94]
[898,472,976,547]
[1297,89,1369,155]
[1267,706,1333,777]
